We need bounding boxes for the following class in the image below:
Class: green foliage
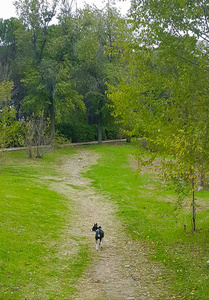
[131,0,209,46]
[0,2,128,144]
[54,57,85,124]
[72,5,129,142]
[56,116,119,143]
[75,9,99,64]
[0,80,13,104]
[0,80,24,148]
[21,61,50,114]
[13,0,86,137]
[56,122,97,143]
[107,2,209,228]
[103,122,119,140]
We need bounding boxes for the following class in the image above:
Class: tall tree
[73,5,128,143]
[0,17,24,120]
[108,1,209,229]
[14,0,83,139]
[14,0,59,136]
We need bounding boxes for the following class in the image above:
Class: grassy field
[0,148,89,299]
[1,143,209,299]
[85,143,209,300]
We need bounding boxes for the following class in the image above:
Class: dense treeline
[0,0,128,149]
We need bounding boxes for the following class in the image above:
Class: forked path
[51,148,172,300]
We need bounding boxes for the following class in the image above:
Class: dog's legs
[100,239,103,248]
[95,240,98,251]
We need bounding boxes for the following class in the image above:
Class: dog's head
[91,223,98,232]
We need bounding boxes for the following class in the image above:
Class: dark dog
[91,223,104,251]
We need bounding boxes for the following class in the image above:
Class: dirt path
[51,148,172,300]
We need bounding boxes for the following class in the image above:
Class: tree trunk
[28,142,33,159]
[192,189,196,232]
[36,132,41,158]
[98,111,102,145]
[49,96,55,139]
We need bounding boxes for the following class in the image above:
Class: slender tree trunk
[27,120,35,159]
[192,183,196,232]
[49,96,55,139]
[98,111,102,145]
[36,130,41,158]
[28,141,33,159]
[36,143,40,158]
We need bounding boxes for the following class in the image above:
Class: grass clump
[85,143,209,299]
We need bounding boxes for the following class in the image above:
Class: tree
[73,5,128,143]
[14,0,84,140]
[128,0,209,231]
[0,17,24,120]
[25,112,53,158]
[107,15,209,230]
[14,0,59,136]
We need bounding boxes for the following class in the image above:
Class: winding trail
[51,148,172,300]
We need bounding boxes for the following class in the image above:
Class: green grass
[1,143,209,299]
[85,143,209,299]
[0,148,89,299]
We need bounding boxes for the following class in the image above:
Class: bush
[3,121,26,148]
[56,123,97,143]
